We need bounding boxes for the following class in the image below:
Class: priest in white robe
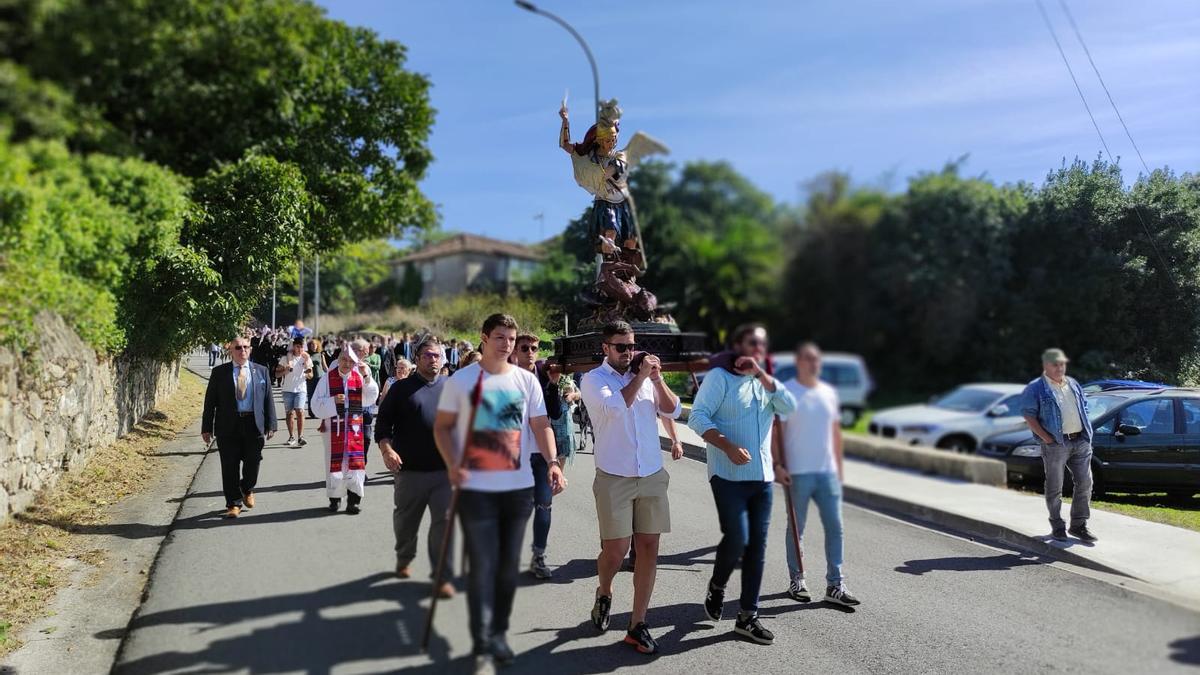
[311,338,379,514]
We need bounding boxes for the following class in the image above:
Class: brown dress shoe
[396,565,412,579]
[225,505,241,519]
[242,491,256,509]
[436,581,456,599]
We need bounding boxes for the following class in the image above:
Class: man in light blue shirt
[688,323,796,645]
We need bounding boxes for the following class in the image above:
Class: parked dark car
[1081,379,1168,393]
[978,388,1200,499]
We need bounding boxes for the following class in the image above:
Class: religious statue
[559,97,669,326]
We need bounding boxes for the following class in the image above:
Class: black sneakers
[1051,527,1068,542]
[1068,525,1099,543]
[703,581,725,621]
[734,612,774,645]
[825,584,861,607]
[489,635,515,667]
[624,622,659,655]
[328,498,340,513]
[591,593,612,631]
[786,575,811,602]
[530,553,553,579]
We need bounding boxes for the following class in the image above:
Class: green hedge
[0,138,188,353]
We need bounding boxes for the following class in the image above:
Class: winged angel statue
[559,98,670,326]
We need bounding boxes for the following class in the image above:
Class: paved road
[114,357,1200,674]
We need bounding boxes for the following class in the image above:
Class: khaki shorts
[593,468,671,540]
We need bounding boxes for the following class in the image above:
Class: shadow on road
[521,545,720,587]
[894,552,1050,575]
[1169,635,1200,666]
[170,481,326,503]
[757,591,856,615]
[18,506,335,540]
[113,573,452,675]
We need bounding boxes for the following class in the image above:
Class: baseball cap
[1041,348,1069,364]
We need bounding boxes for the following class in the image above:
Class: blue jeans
[1041,439,1092,529]
[458,488,534,653]
[784,472,845,585]
[709,476,772,615]
[281,391,306,411]
[531,454,553,554]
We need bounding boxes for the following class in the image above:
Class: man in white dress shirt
[580,321,682,655]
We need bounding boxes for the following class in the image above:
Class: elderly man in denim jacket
[1020,348,1098,543]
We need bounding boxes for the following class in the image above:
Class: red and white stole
[327,368,365,473]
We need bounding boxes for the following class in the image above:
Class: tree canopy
[0,0,436,358]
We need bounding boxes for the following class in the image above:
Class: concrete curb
[839,484,1131,579]
[843,433,1007,486]
[108,360,216,670]
[663,435,1132,580]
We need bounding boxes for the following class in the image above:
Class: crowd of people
[199,314,861,673]
[199,311,1098,674]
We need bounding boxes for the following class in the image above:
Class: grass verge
[0,368,205,656]
[1071,493,1200,532]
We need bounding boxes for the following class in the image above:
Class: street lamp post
[514,1,600,124]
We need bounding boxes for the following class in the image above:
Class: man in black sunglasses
[513,333,564,580]
[580,321,682,655]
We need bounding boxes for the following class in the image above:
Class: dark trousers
[216,416,265,508]
[458,488,534,653]
[709,476,773,615]
[530,454,553,554]
[208,351,218,367]
[393,470,454,576]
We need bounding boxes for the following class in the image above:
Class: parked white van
[772,352,874,427]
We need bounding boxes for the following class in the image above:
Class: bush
[0,138,188,353]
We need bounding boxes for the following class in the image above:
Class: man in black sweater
[374,335,456,598]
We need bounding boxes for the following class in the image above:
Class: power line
[1033,0,1177,290]
[1057,0,1153,177]
[1034,0,1113,160]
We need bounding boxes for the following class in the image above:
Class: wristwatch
[548,458,562,468]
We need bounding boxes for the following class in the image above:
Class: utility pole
[297,259,305,322]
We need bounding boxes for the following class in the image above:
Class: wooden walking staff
[420,368,486,653]
[766,357,804,578]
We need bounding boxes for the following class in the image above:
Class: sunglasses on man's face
[605,342,637,353]
[518,344,539,353]
[233,345,250,351]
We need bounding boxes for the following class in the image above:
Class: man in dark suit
[202,335,278,518]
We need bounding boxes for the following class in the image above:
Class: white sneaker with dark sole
[825,584,861,606]
[787,576,811,602]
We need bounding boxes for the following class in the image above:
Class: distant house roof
[395,233,545,264]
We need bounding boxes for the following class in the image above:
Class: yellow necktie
[237,366,248,401]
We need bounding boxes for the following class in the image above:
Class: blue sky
[317,1,1199,245]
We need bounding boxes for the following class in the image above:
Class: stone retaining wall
[0,313,179,522]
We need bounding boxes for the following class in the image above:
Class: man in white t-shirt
[433,313,566,673]
[275,337,313,447]
[774,341,861,607]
